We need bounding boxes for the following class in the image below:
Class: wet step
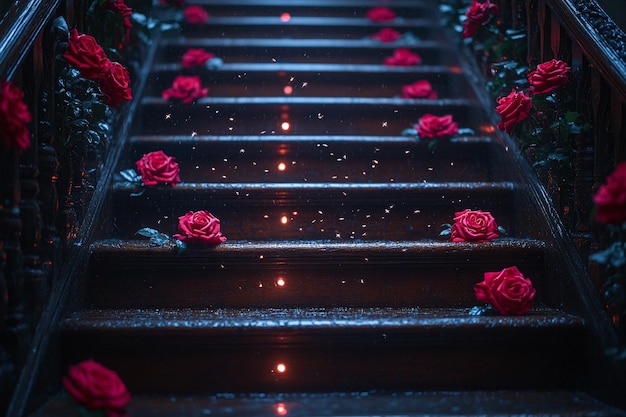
[86,239,545,309]
[111,181,517,241]
[60,307,584,393]
[135,97,490,136]
[30,389,626,417]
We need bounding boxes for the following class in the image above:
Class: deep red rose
[99,62,132,107]
[173,210,227,245]
[181,48,216,68]
[63,29,111,80]
[463,0,499,39]
[370,27,401,42]
[135,150,180,186]
[593,161,626,225]
[184,5,209,25]
[495,88,531,133]
[384,48,421,66]
[366,7,396,22]
[63,359,131,417]
[401,80,437,99]
[159,0,185,8]
[450,209,499,242]
[475,266,536,315]
[162,75,208,103]
[528,59,571,94]
[103,0,133,48]
[0,81,31,151]
[415,114,458,139]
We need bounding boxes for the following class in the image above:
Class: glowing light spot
[281,121,291,131]
[276,277,286,287]
[278,162,287,171]
[283,85,293,95]
[276,403,288,416]
[280,215,288,224]
[276,363,287,373]
[280,13,291,22]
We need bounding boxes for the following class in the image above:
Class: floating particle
[318,113,324,119]
[272,57,277,62]
[382,121,388,127]
[240,148,245,153]
[302,82,308,88]
[165,113,171,119]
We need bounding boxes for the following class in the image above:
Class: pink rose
[415,114,458,139]
[99,62,132,108]
[528,59,571,94]
[475,266,536,315]
[181,48,215,68]
[173,210,227,245]
[63,359,131,417]
[371,27,401,42]
[184,5,209,25]
[384,48,421,66]
[462,0,499,39]
[366,7,396,22]
[450,209,499,242]
[401,80,437,99]
[0,81,31,151]
[63,29,111,80]
[593,161,626,225]
[135,150,180,186]
[162,75,208,103]
[495,88,531,133]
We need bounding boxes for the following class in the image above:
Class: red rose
[528,59,571,94]
[383,48,421,66]
[103,0,133,48]
[162,75,208,103]
[415,114,458,139]
[63,29,111,80]
[181,48,216,68]
[99,62,132,107]
[495,88,531,133]
[450,209,499,242]
[593,161,626,225]
[475,266,536,315]
[173,210,227,245]
[135,150,180,186]
[366,7,396,22]
[184,5,209,25]
[462,0,499,39]
[0,81,31,151]
[62,359,131,417]
[401,80,437,99]
[370,27,401,42]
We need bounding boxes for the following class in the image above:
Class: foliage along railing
[0,0,163,415]
[441,0,626,387]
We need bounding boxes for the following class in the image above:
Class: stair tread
[31,390,626,417]
[152,62,458,73]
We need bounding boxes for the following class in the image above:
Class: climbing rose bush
[384,48,421,66]
[0,80,31,151]
[462,0,499,39]
[173,210,227,245]
[450,209,499,242]
[370,27,401,42]
[135,150,180,186]
[495,88,531,133]
[184,5,209,24]
[162,75,208,103]
[99,62,133,108]
[415,114,458,139]
[103,0,133,48]
[593,161,626,225]
[63,29,111,80]
[528,59,571,95]
[401,80,437,99]
[181,48,215,68]
[475,266,536,315]
[366,7,396,22]
[63,359,131,417]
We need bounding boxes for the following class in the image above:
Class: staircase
[28,0,626,415]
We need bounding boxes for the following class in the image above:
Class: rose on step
[99,62,133,108]
[415,114,458,139]
[370,27,401,42]
[63,29,111,80]
[173,210,227,245]
[184,5,209,25]
[462,0,499,39]
[593,161,626,225]
[135,150,180,186]
[495,88,531,133]
[366,7,396,22]
[63,359,131,417]
[401,80,437,99]
[528,59,570,95]
[474,266,536,315]
[162,75,208,103]
[384,48,422,66]
[450,209,499,242]
[181,48,216,68]
[0,80,31,151]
